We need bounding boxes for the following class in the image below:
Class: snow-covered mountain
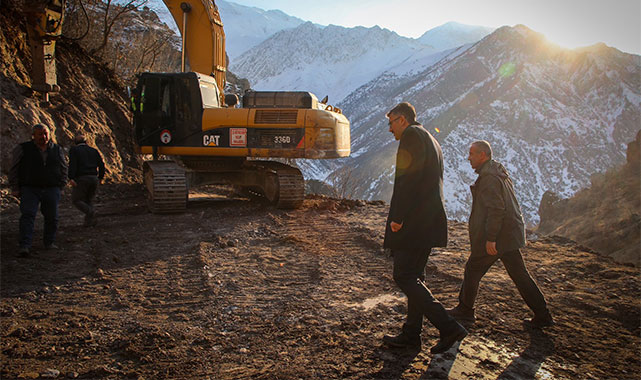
[217,0,306,59]
[230,22,438,103]
[147,0,305,59]
[317,25,641,225]
[418,21,494,51]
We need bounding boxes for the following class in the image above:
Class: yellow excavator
[27,0,351,212]
[132,0,350,212]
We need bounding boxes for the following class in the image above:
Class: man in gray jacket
[448,140,553,328]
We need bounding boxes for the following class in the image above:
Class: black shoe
[524,311,554,328]
[44,243,59,250]
[383,333,421,349]
[430,324,468,354]
[84,210,97,227]
[447,305,476,324]
[18,247,30,257]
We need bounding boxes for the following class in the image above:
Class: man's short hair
[74,134,87,144]
[472,140,492,159]
[33,123,49,134]
[387,102,416,124]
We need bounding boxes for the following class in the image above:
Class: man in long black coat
[382,102,467,354]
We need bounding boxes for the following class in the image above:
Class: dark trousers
[392,248,458,337]
[19,186,61,249]
[72,175,99,217]
[458,249,548,315]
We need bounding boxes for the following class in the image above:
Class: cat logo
[203,134,221,147]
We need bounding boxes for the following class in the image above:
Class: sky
[226,0,641,54]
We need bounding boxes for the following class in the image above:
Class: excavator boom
[162,0,226,92]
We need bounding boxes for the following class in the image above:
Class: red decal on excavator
[230,128,247,147]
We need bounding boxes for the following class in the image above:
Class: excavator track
[246,161,305,209]
[143,160,187,213]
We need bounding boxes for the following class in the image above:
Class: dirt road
[1,184,639,379]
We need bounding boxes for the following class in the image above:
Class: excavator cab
[134,72,214,148]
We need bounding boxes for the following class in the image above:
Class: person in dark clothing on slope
[9,124,68,256]
[447,140,553,328]
[382,102,467,354]
[68,134,105,227]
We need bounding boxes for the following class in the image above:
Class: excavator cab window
[135,75,175,145]
[134,73,206,146]
[199,78,221,109]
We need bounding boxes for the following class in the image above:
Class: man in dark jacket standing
[9,124,68,256]
[448,140,553,327]
[382,102,467,354]
[68,134,105,226]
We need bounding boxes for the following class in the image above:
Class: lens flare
[499,62,516,78]
[435,127,441,133]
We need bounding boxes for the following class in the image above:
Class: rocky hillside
[0,0,138,183]
[62,0,182,85]
[538,131,641,266]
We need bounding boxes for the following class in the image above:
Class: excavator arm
[162,0,226,94]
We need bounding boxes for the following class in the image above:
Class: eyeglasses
[388,117,402,126]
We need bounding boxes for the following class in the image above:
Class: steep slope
[538,131,641,266]
[0,0,138,182]
[63,2,182,83]
[333,25,641,224]
[418,21,494,51]
[230,22,437,103]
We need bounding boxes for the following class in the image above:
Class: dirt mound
[538,131,641,266]
[1,189,639,379]
[0,0,140,184]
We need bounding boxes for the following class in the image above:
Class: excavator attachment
[25,0,65,96]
